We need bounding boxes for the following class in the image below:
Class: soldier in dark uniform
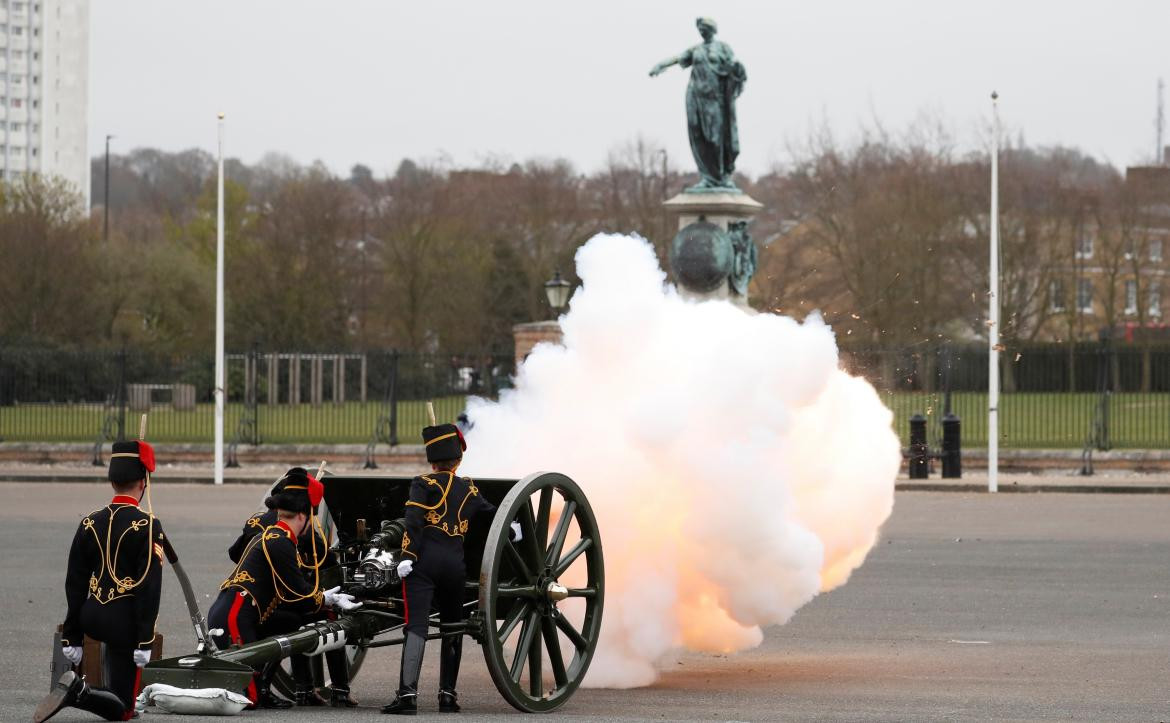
[382,423,521,715]
[35,440,166,723]
[225,469,357,707]
[206,468,360,709]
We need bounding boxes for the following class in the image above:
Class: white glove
[322,585,363,611]
[62,646,82,665]
[397,559,413,578]
[510,521,523,543]
[133,649,151,668]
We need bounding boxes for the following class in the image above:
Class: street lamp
[544,269,572,315]
[103,134,114,244]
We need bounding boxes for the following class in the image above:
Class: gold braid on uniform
[281,482,326,573]
[91,488,157,602]
[219,534,263,591]
[260,525,323,608]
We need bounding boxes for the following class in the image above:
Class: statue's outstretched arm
[649,53,685,77]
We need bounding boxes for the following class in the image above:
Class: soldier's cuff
[138,636,156,650]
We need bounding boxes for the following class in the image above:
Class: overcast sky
[90,0,1168,177]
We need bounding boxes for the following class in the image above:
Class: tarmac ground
[4,478,1169,721]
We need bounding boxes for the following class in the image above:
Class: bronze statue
[650,17,746,191]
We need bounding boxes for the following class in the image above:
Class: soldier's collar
[274,520,296,540]
[110,495,140,507]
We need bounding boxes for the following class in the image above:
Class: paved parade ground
[3,481,1169,721]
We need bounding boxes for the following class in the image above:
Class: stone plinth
[513,321,563,366]
[663,190,764,231]
[663,190,764,307]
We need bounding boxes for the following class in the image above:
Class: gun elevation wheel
[479,472,604,713]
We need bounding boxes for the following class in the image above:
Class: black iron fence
[841,343,1170,449]
[0,347,514,447]
[3,343,1168,451]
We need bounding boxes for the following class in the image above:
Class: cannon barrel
[141,611,388,691]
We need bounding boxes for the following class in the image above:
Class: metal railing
[3,343,1168,452]
[841,343,1170,450]
[0,347,514,448]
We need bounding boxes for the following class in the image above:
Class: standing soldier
[35,440,166,723]
[207,467,360,709]
[225,468,357,707]
[381,423,521,715]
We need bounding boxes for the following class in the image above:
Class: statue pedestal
[663,191,763,231]
[513,321,563,366]
[663,191,764,306]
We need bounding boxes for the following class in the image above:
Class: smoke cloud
[463,233,899,688]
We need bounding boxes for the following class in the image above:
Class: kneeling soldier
[36,440,166,723]
[226,469,357,707]
[382,423,521,715]
[207,468,360,708]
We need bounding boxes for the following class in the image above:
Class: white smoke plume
[463,233,900,688]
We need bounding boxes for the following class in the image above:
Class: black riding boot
[327,647,358,707]
[382,631,426,715]
[438,635,463,713]
[253,660,293,709]
[34,672,128,723]
[291,653,328,706]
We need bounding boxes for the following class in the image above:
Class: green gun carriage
[142,471,605,713]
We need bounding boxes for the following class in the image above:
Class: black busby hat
[423,423,466,463]
[264,467,324,515]
[108,440,156,484]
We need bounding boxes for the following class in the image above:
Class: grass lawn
[0,396,469,445]
[884,392,1170,449]
[2,392,1167,449]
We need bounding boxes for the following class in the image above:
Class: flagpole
[988,92,1000,494]
[214,113,226,486]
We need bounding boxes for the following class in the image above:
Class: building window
[11,98,21,108]
[1125,280,1138,315]
[1077,278,1093,313]
[1151,288,1163,318]
[1049,279,1066,312]
[10,123,20,132]
[1075,234,1093,260]
[1152,239,1164,263]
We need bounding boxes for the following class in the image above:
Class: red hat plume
[306,473,324,507]
[137,441,156,473]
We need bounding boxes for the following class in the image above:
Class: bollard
[941,413,961,478]
[908,414,929,479]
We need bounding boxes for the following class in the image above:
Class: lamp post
[103,134,114,244]
[544,269,572,317]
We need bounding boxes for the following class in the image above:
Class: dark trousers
[402,547,465,636]
[207,589,302,703]
[78,598,142,718]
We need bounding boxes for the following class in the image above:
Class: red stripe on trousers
[122,668,143,721]
[227,592,258,704]
[401,580,409,626]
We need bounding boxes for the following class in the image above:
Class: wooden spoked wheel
[479,472,605,713]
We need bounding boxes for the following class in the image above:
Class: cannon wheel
[479,472,604,713]
[270,644,366,699]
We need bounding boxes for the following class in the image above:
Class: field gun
[142,471,604,713]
